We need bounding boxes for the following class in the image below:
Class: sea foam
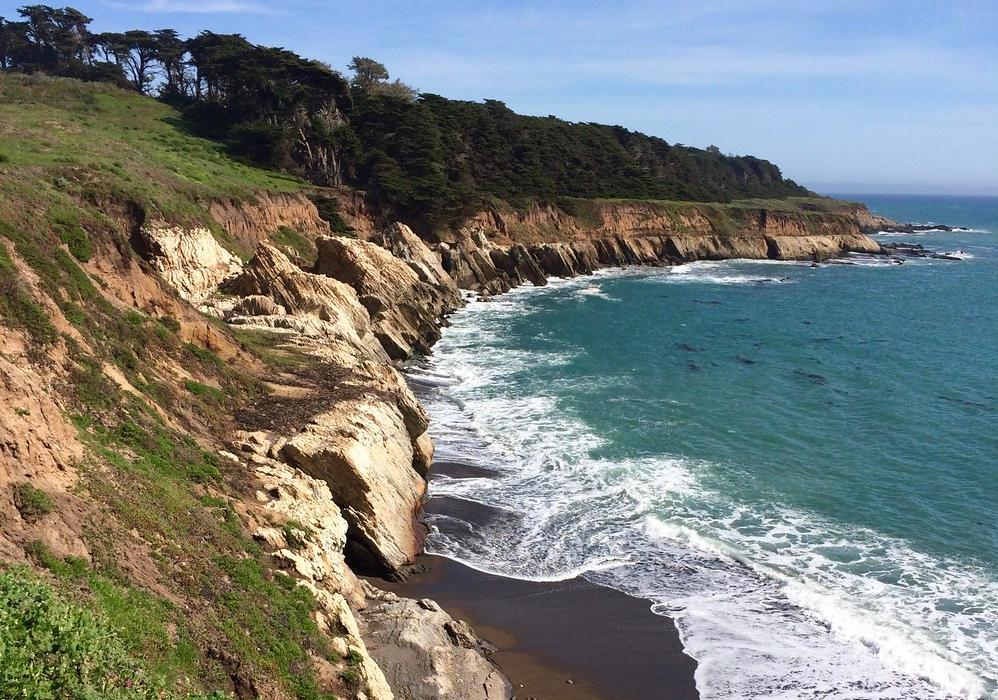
[412,268,997,700]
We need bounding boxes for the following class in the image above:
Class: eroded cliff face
[209,191,331,251]
[464,199,878,245]
[439,200,884,295]
[2,185,888,700]
[314,231,462,360]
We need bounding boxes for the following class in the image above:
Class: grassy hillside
[0,7,813,234]
[0,73,303,258]
[0,74,355,700]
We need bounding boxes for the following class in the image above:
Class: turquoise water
[412,195,998,699]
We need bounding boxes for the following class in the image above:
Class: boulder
[361,583,512,700]
[226,295,284,318]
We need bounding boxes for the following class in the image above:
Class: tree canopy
[0,5,811,233]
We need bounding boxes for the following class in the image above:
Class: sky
[3,1,997,195]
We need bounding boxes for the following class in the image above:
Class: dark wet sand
[378,553,699,700]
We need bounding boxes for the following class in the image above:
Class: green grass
[0,73,301,227]
[231,327,310,370]
[0,566,225,700]
[50,205,93,262]
[12,483,54,522]
[273,225,315,259]
[185,379,225,401]
[0,238,58,345]
[214,557,338,700]
[67,393,337,698]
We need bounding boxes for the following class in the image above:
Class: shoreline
[375,553,700,700]
[393,242,984,700]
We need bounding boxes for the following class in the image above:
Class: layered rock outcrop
[137,223,243,303]
[765,233,882,259]
[465,199,877,245]
[278,361,431,578]
[222,242,387,365]
[437,211,885,296]
[230,435,395,700]
[314,235,461,359]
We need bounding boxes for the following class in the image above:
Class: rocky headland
[0,177,898,699]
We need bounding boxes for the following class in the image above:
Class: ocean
[409,194,998,699]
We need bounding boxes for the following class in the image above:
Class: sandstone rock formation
[314,236,461,360]
[360,584,512,700]
[372,223,459,298]
[137,223,243,303]
[222,242,388,365]
[765,234,882,259]
[278,361,430,578]
[231,436,395,700]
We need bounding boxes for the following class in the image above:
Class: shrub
[0,568,159,699]
[51,208,93,263]
[281,521,311,551]
[13,483,54,522]
[339,669,359,687]
[306,194,355,236]
[159,316,182,333]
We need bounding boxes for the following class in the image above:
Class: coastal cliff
[435,197,883,296]
[0,183,885,697]
[0,72,892,700]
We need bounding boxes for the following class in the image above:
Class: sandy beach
[376,551,699,700]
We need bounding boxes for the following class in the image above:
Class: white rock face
[222,242,389,365]
[314,235,459,360]
[360,583,512,700]
[373,223,460,297]
[234,438,395,700]
[138,223,243,303]
[279,377,428,577]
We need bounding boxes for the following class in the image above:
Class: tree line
[0,5,810,233]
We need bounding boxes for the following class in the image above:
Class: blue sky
[3,1,997,194]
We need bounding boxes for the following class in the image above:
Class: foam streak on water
[411,213,998,699]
